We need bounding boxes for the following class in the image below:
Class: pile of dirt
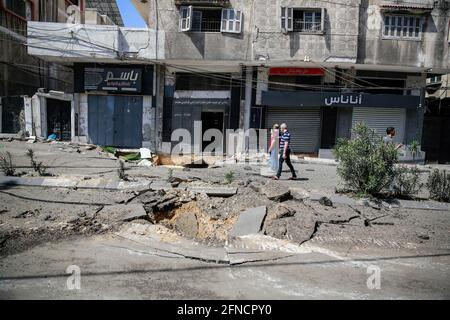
[0,215,110,256]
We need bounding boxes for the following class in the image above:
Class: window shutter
[180,6,193,32]
[281,7,293,32]
[235,10,242,33]
[281,7,287,30]
[321,8,326,32]
[287,7,293,31]
[221,8,228,32]
[221,9,243,34]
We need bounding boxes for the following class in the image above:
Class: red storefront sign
[269,67,325,76]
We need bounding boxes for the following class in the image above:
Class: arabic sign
[173,99,230,106]
[269,68,325,76]
[262,91,421,109]
[84,67,142,93]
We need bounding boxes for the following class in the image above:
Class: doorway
[47,99,71,140]
[201,111,223,152]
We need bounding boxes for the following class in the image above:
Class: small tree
[334,123,399,196]
[392,165,423,198]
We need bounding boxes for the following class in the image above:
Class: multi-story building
[424,72,450,163]
[1,0,130,142]
[0,0,79,135]
[128,0,449,158]
[25,0,450,161]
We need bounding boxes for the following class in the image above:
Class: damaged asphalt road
[0,140,449,298]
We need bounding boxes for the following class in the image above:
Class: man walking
[273,123,297,180]
[384,127,403,150]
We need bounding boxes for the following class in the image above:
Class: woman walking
[268,124,280,174]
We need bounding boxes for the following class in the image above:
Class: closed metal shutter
[352,107,406,143]
[265,107,322,153]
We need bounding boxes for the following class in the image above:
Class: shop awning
[261,91,421,109]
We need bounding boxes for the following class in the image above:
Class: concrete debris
[138,159,153,167]
[139,148,153,159]
[261,182,292,202]
[229,206,267,237]
[188,186,237,197]
[97,204,148,222]
[266,204,296,221]
[172,212,198,238]
[319,196,333,207]
[15,209,40,219]
[289,187,309,201]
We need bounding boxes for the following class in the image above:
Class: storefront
[262,90,422,154]
[172,91,230,150]
[73,63,155,148]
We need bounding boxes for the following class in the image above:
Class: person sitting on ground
[384,127,403,150]
[273,123,297,180]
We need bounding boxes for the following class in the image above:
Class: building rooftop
[85,0,124,26]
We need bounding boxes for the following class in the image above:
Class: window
[429,75,442,83]
[5,0,32,20]
[179,7,242,33]
[383,15,423,40]
[281,7,325,33]
[221,9,242,33]
[180,6,193,31]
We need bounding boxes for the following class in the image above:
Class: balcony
[192,19,221,32]
[0,8,27,37]
[293,19,322,33]
[174,0,229,7]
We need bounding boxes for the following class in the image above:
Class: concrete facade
[358,0,449,71]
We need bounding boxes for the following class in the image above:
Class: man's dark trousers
[276,149,297,178]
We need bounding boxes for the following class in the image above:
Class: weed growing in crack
[117,160,129,181]
[25,148,48,176]
[0,151,15,176]
[167,168,173,182]
[224,171,234,184]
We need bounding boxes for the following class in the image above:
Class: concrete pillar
[256,67,268,106]
[142,95,154,149]
[0,98,2,133]
[24,96,33,136]
[155,64,165,152]
[244,66,252,132]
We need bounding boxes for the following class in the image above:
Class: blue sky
[116,0,147,28]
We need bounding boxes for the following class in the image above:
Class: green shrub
[0,151,15,176]
[426,169,450,202]
[392,165,423,198]
[334,123,399,195]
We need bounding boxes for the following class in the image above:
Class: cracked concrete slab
[188,186,237,197]
[97,204,148,222]
[229,206,267,237]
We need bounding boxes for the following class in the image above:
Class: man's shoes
[272,176,279,180]
[288,176,297,180]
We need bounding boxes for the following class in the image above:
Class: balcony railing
[192,19,221,32]
[0,8,27,37]
[293,19,322,32]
